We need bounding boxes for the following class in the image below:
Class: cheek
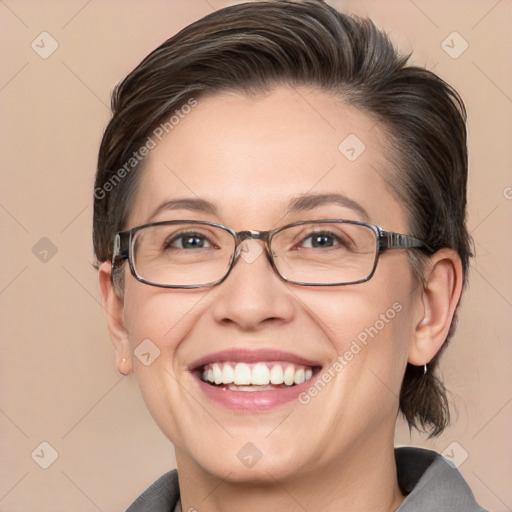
[295,257,415,371]
[289,278,415,445]
[121,285,211,438]
[123,282,206,349]
[122,283,210,411]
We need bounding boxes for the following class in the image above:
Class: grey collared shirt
[126,447,488,512]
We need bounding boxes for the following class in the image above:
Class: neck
[176,435,405,512]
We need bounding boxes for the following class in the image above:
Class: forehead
[127,86,406,231]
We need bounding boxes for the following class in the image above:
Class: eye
[165,231,214,250]
[300,230,348,249]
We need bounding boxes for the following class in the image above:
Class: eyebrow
[147,193,369,223]
[285,193,370,221]
[148,198,217,222]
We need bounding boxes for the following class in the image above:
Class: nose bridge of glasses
[233,230,273,266]
[236,229,269,242]
[235,230,270,251]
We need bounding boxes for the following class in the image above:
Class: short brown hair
[93,0,471,437]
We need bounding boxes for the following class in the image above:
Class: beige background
[0,0,511,511]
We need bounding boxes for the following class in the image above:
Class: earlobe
[98,261,134,375]
[408,249,463,366]
[115,339,134,376]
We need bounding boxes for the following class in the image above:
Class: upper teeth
[201,362,314,386]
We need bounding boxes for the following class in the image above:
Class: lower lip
[193,372,320,411]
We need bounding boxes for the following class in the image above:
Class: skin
[99,86,463,512]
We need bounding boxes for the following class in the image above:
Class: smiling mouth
[198,361,319,391]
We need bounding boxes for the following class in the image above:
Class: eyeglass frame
[111,219,434,289]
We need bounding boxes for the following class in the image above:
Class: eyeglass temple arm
[112,232,130,264]
[379,231,434,253]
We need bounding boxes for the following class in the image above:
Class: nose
[210,239,296,331]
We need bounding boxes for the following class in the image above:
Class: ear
[98,261,133,375]
[408,249,464,367]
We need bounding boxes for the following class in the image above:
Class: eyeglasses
[112,219,433,288]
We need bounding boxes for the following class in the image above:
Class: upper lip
[189,348,322,371]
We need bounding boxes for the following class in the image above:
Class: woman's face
[116,86,423,482]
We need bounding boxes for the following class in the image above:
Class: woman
[94,1,487,510]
